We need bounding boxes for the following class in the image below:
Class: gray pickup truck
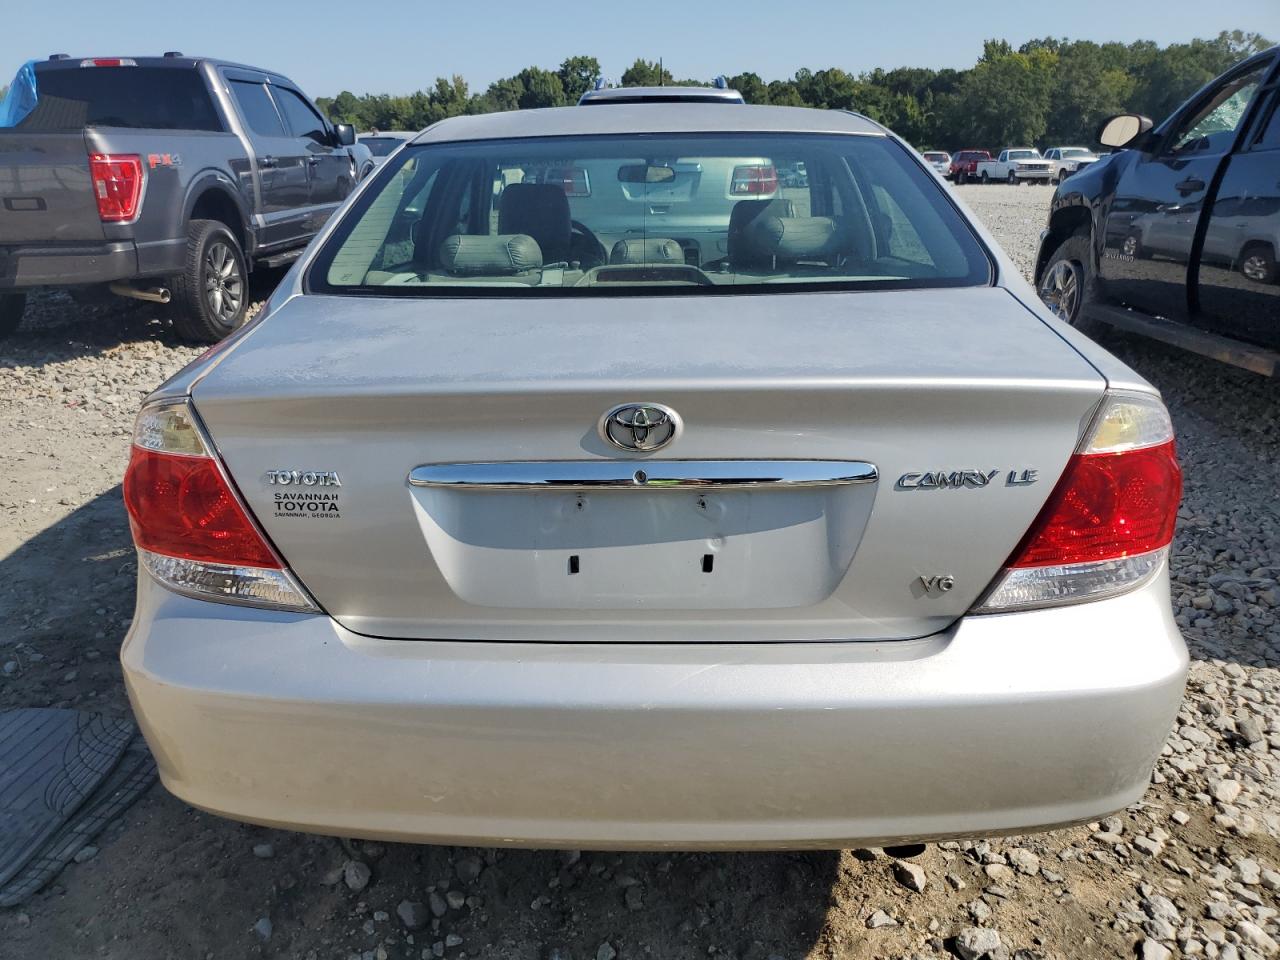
[0,54,360,341]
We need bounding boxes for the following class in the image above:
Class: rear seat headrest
[746,215,844,263]
[609,238,684,265]
[438,235,543,275]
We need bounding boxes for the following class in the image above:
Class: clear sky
[3,0,1278,98]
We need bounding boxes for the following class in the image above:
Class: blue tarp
[0,61,38,127]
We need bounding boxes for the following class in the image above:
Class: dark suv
[1036,46,1280,375]
[0,54,360,341]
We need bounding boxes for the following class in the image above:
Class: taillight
[123,400,316,611]
[974,392,1181,613]
[730,164,778,196]
[89,154,144,222]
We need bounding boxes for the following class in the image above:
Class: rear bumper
[0,241,138,287]
[121,569,1186,850]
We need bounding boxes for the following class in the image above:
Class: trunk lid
[193,287,1105,642]
[0,131,107,244]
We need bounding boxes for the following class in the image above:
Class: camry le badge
[897,469,1038,490]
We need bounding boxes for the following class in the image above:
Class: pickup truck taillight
[975,393,1181,613]
[123,399,317,612]
[89,153,144,222]
[730,164,778,195]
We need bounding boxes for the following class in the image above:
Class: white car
[922,150,951,175]
[1043,146,1100,183]
[975,148,1053,184]
[121,95,1186,850]
[357,130,417,168]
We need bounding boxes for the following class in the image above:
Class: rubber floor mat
[0,708,134,890]
[0,737,156,906]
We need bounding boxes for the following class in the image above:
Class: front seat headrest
[437,234,544,275]
[498,184,572,264]
[745,215,845,264]
[727,197,796,266]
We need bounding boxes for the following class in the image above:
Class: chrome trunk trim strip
[408,460,878,491]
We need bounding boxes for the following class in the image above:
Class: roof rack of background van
[577,75,745,106]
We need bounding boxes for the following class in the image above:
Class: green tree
[940,46,1057,147]
[558,55,601,102]
[324,90,368,126]
[1045,42,1135,144]
[310,31,1273,145]
[621,59,673,87]
[726,72,767,104]
[515,67,566,109]
[481,76,524,113]
[793,68,860,110]
[765,80,805,107]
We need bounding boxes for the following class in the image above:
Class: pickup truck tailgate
[0,131,106,243]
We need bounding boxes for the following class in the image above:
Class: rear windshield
[360,136,406,157]
[19,66,221,131]
[309,132,992,297]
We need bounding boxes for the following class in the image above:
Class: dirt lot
[1,184,1277,960]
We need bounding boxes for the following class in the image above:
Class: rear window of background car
[21,66,221,131]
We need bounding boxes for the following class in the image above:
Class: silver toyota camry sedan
[121,94,1187,850]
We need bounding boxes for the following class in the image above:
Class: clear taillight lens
[123,400,316,612]
[975,392,1181,613]
[89,154,144,222]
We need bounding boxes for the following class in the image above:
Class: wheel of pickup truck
[957,170,967,184]
[1007,170,1018,185]
[0,293,26,339]
[171,219,248,342]
[1038,233,1102,335]
[979,171,988,184]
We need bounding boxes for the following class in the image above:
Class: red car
[948,149,992,184]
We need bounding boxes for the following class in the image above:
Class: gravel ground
[0,184,1277,960]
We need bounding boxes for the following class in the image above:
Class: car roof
[36,54,295,86]
[577,85,745,105]
[412,104,885,144]
[360,131,418,139]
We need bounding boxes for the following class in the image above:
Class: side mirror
[333,122,356,147]
[1096,114,1153,150]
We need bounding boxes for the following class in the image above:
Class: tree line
[316,31,1272,149]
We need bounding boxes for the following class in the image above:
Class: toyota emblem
[600,403,680,452]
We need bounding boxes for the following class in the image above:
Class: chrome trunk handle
[408,460,878,491]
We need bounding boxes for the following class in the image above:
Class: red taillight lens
[123,447,280,568]
[89,154,144,222]
[976,392,1180,614]
[730,164,778,195]
[1008,441,1182,568]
